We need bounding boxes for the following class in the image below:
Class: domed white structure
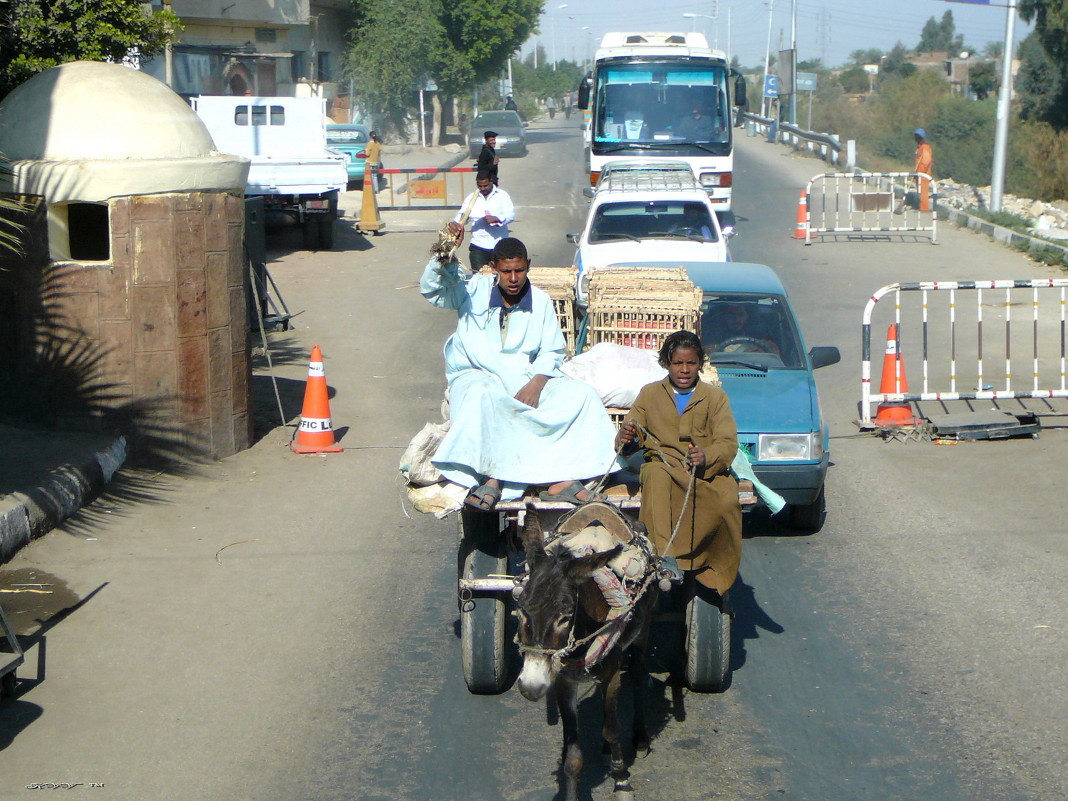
[0,62,254,459]
[0,60,247,202]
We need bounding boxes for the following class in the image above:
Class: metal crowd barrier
[376,166,475,211]
[806,171,937,244]
[860,279,1068,427]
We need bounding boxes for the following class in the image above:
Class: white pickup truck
[192,95,348,249]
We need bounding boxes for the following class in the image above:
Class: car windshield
[700,294,805,369]
[589,201,719,243]
[327,129,368,145]
[473,112,521,128]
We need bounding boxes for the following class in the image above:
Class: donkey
[515,504,659,801]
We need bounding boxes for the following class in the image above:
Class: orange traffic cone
[357,163,385,234]
[873,324,921,426]
[291,344,344,453]
[792,189,809,240]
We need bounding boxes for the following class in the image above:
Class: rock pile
[936,178,1068,242]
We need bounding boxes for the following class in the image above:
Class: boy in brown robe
[615,331,742,595]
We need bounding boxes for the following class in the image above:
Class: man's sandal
[538,480,608,506]
[465,482,501,511]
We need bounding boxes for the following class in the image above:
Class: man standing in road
[476,130,499,186]
[448,171,515,272]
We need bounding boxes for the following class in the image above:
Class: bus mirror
[577,76,591,110]
[734,75,747,108]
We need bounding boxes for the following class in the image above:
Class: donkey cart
[456,482,756,695]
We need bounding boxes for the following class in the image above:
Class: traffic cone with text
[357,163,385,234]
[291,344,344,453]
[873,324,921,426]
[792,189,810,240]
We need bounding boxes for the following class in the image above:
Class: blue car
[326,123,371,183]
[652,262,840,530]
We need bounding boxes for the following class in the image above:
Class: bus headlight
[757,433,822,461]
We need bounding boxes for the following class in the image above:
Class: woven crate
[586,268,702,352]
[529,266,578,355]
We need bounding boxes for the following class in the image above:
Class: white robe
[421,257,620,500]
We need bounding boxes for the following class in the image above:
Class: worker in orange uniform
[913,128,933,211]
[895,128,934,214]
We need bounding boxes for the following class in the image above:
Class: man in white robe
[421,236,620,510]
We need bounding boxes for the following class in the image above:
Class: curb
[0,436,126,563]
[938,205,1068,264]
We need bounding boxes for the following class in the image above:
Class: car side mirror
[721,225,736,238]
[809,346,841,369]
[566,233,580,244]
[523,122,529,128]
[582,187,595,199]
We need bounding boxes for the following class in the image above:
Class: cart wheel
[458,508,508,694]
[1,671,17,698]
[301,218,320,249]
[684,585,731,693]
[318,218,335,250]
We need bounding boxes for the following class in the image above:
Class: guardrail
[806,171,938,244]
[741,112,843,166]
[860,279,1068,427]
[376,166,475,211]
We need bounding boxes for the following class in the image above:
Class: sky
[520,0,1031,71]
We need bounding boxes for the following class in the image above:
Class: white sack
[560,342,667,408]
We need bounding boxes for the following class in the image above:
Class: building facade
[143,0,354,118]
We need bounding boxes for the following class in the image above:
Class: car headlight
[757,432,822,461]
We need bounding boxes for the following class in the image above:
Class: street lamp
[682,7,720,48]
[551,3,568,71]
[582,25,592,73]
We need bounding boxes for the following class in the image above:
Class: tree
[917,10,962,54]
[1015,31,1066,126]
[345,0,539,143]
[1018,0,1068,129]
[0,0,179,99]
[849,48,883,67]
[838,67,870,94]
[968,60,997,101]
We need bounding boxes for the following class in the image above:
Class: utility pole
[789,0,797,125]
[990,0,1018,212]
[762,0,774,118]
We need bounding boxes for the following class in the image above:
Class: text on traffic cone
[291,344,344,453]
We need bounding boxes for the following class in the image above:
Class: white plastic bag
[560,342,667,407]
[399,421,450,486]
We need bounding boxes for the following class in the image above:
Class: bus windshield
[594,61,730,151]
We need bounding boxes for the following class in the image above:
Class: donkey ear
[570,544,624,577]
[520,503,545,556]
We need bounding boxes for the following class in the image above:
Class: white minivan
[568,164,732,306]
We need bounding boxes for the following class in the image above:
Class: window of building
[49,202,110,262]
[291,51,307,82]
[317,52,334,83]
[256,28,277,43]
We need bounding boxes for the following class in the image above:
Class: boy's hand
[687,443,706,468]
[615,420,638,450]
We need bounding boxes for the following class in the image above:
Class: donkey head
[516,506,622,701]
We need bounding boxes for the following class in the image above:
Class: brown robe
[628,378,742,594]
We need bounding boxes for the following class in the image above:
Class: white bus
[578,32,747,219]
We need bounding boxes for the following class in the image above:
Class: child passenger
[614,330,742,597]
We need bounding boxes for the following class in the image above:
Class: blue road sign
[796,72,817,92]
[764,74,779,98]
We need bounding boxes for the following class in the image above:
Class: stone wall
[1,191,252,460]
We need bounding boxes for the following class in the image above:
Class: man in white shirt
[447,171,516,271]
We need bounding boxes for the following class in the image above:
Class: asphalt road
[1,113,1067,801]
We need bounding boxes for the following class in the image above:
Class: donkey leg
[630,644,651,756]
[555,678,583,801]
[600,667,634,798]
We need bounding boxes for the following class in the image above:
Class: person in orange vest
[896,128,934,213]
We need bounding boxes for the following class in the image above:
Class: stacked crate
[528,266,579,355]
[585,267,703,353]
